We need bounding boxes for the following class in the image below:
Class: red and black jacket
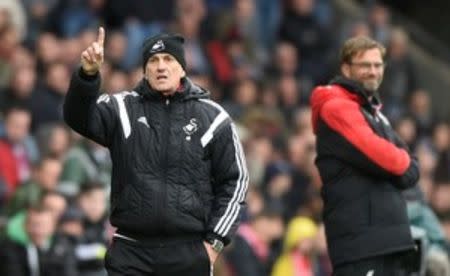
[311,77,419,267]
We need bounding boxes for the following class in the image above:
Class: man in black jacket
[63,28,249,276]
[310,36,420,275]
[0,205,77,276]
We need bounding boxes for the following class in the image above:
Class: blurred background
[0,0,449,275]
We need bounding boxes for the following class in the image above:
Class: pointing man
[64,27,249,276]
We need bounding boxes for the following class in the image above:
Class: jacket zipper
[158,97,171,233]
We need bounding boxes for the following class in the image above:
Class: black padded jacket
[63,69,249,245]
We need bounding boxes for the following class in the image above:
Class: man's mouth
[157,76,168,80]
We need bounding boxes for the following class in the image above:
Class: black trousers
[333,250,418,276]
[104,236,212,276]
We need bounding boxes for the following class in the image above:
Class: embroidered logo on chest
[183,118,199,141]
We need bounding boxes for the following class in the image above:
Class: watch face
[212,240,224,252]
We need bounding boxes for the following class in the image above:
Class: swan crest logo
[183,119,199,136]
[151,40,165,53]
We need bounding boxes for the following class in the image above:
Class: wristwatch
[206,238,224,253]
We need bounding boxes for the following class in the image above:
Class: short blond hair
[340,36,386,65]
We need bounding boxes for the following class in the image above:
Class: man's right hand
[81,27,105,75]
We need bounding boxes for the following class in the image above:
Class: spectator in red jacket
[0,106,33,197]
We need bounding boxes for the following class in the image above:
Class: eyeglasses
[349,62,385,70]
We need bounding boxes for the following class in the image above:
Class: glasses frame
[348,61,386,70]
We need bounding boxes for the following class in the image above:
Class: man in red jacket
[0,106,33,197]
[310,36,419,275]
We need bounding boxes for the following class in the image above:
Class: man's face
[5,110,31,143]
[342,48,385,93]
[144,53,185,96]
[37,159,62,190]
[42,194,67,219]
[79,188,106,223]
[46,63,70,94]
[26,210,56,247]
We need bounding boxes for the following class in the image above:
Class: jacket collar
[330,76,382,112]
[134,77,210,102]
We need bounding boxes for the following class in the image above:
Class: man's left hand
[203,241,219,264]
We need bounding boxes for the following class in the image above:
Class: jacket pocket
[114,184,142,219]
[177,185,205,222]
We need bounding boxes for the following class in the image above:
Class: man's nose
[367,65,379,75]
[156,60,167,71]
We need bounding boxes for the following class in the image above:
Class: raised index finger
[97,27,105,47]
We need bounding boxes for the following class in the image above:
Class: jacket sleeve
[206,121,249,246]
[380,124,420,189]
[394,157,419,189]
[320,98,418,188]
[63,68,118,147]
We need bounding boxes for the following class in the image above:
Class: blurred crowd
[0,0,449,275]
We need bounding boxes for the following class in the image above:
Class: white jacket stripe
[201,111,229,147]
[199,99,248,237]
[112,91,138,139]
[215,124,249,236]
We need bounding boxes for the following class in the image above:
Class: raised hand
[81,27,105,75]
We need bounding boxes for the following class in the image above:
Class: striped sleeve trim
[213,123,249,236]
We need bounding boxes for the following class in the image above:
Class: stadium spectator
[0,65,37,113]
[30,61,70,130]
[0,106,36,198]
[35,122,71,160]
[66,181,108,276]
[225,209,284,276]
[59,139,111,197]
[279,0,334,84]
[271,216,319,276]
[0,204,77,276]
[7,156,62,216]
[379,27,419,120]
[6,190,67,245]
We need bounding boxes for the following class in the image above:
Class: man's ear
[341,63,350,78]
